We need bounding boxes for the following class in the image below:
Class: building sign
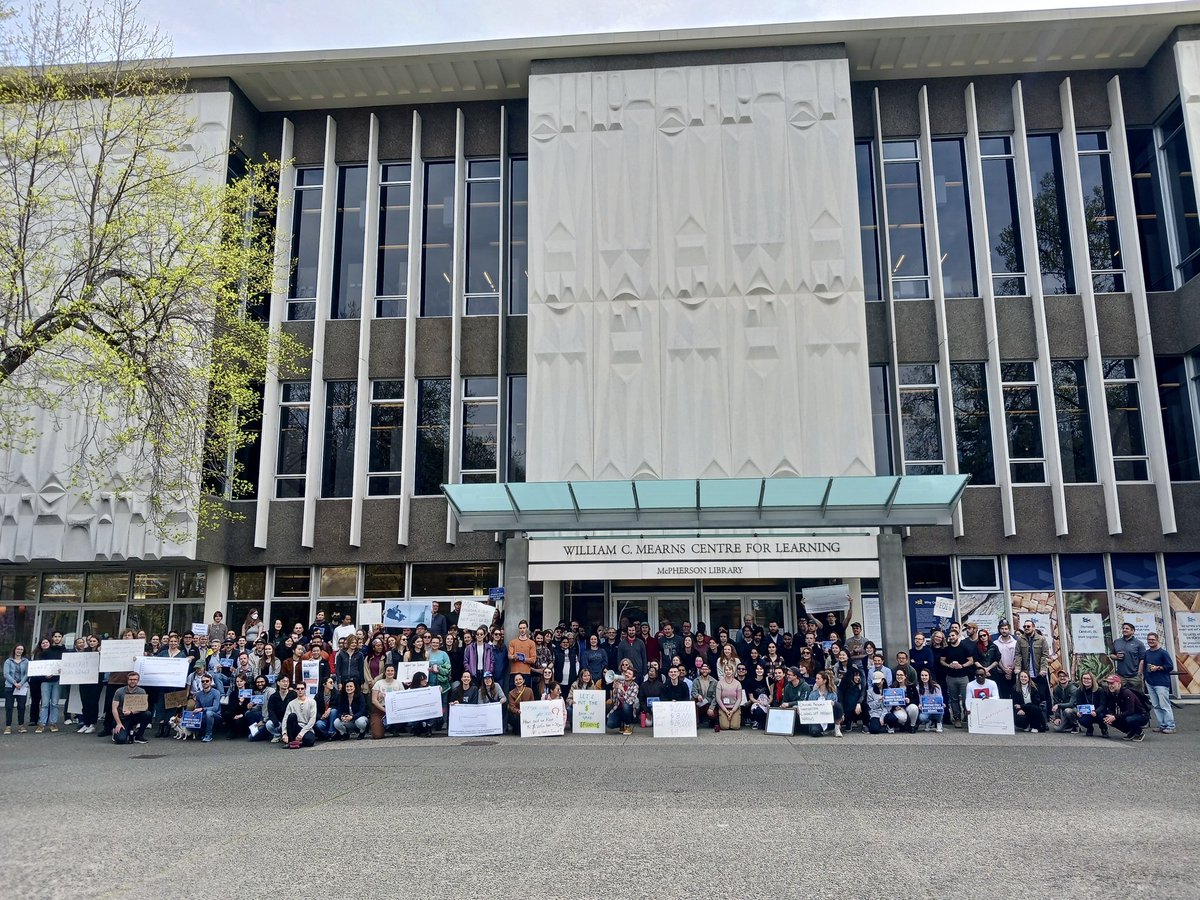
[528,534,878,580]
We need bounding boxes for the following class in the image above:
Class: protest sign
[1070,613,1107,655]
[920,695,945,715]
[301,661,319,696]
[456,599,498,633]
[520,699,567,737]
[1178,612,1200,654]
[251,693,265,707]
[802,584,851,614]
[181,710,204,731]
[570,689,605,733]
[133,656,190,687]
[238,688,252,701]
[396,661,429,685]
[1076,704,1095,717]
[27,659,61,677]
[98,639,144,672]
[448,702,504,737]
[1122,613,1155,642]
[967,697,1015,735]
[382,600,432,629]
[933,596,956,619]
[652,701,697,738]
[191,623,208,638]
[122,692,149,714]
[795,701,835,725]
[357,602,383,628]
[59,653,100,685]
[861,593,882,645]
[766,707,795,735]
[385,686,444,725]
[882,688,906,706]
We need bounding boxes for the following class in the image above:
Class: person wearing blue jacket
[192,673,223,742]
[1144,632,1176,734]
[4,645,30,733]
[580,634,609,689]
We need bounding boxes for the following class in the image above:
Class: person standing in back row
[506,620,537,691]
[939,626,976,728]
[1143,632,1176,734]
[616,624,647,680]
[1111,622,1147,703]
[1014,619,1051,717]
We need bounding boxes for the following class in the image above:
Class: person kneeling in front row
[1103,674,1148,742]
[111,672,151,745]
[1012,671,1049,733]
[284,681,318,748]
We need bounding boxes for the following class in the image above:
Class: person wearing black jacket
[838,666,869,732]
[1074,672,1108,737]
[334,638,365,690]
[223,674,256,739]
[259,675,296,743]
[552,636,580,688]
[332,682,368,739]
[1012,671,1049,732]
[1102,674,1148,741]
[36,633,66,733]
[660,666,690,701]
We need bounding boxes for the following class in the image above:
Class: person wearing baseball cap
[1102,674,1149,742]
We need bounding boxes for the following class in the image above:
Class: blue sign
[238,688,251,700]
[251,693,265,707]
[488,586,505,599]
[1077,704,1095,717]
[181,710,204,731]
[920,695,945,714]
[883,688,906,706]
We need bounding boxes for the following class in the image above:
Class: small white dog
[169,715,199,741]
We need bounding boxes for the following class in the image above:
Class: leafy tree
[0,0,301,538]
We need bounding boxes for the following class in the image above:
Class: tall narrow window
[1052,359,1096,483]
[1126,129,1173,292]
[508,374,527,482]
[331,166,367,318]
[368,380,404,496]
[898,364,942,473]
[1026,134,1075,295]
[509,157,529,315]
[1159,106,1200,284]
[231,382,263,500]
[465,160,501,315]
[1001,362,1045,483]
[932,139,976,298]
[276,383,310,498]
[870,365,893,475]
[1076,133,1124,293]
[856,142,882,302]
[883,141,929,299]
[376,163,411,317]
[415,378,450,495]
[321,381,356,498]
[1104,358,1149,481]
[288,168,323,321]
[461,377,498,483]
[421,161,455,317]
[1157,356,1199,481]
[979,137,1026,296]
[950,363,994,484]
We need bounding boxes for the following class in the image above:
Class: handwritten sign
[570,689,605,733]
[384,686,444,725]
[933,596,956,619]
[163,689,190,708]
[133,656,190,687]
[967,697,1015,735]
[456,599,498,633]
[652,701,697,738]
[520,699,566,737]
[448,702,503,737]
[766,707,795,735]
[27,659,61,677]
[98,639,144,672]
[59,653,100,685]
[121,692,149,714]
[357,602,383,628]
[396,661,429,685]
[795,701,835,725]
[190,623,208,638]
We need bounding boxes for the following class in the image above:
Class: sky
[113,0,1181,58]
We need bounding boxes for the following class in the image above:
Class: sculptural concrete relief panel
[527,58,874,483]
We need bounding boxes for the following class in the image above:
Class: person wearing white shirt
[965,667,1000,724]
[332,615,356,645]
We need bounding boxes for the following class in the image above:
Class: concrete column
[203,564,231,619]
[542,581,561,630]
[877,531,909,657]
[504,536,530,627]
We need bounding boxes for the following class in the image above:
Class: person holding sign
[916,669,944,732]
[807,671,843,737]
[606,661,639,735]
[75,635,103,734]
[3,644,30,734]
[407,671,443,737]
[110,671,151,745]
[884,670,920,734]
[1074,672,1109,737]
[35,632,65,733]
[372,664,403,738]
[1011,671,1048,733]
[450,671,479,705]
[506,673,535,735]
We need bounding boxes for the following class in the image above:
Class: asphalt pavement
[1,707,1197,900]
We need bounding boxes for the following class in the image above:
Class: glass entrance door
[35,606,125,645]
[704,593,790,635]
[611,595,695,631]
[705,595,745,636]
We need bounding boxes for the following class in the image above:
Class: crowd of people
[1,603,1178,747]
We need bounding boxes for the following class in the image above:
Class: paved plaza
[1,708,1196,899]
